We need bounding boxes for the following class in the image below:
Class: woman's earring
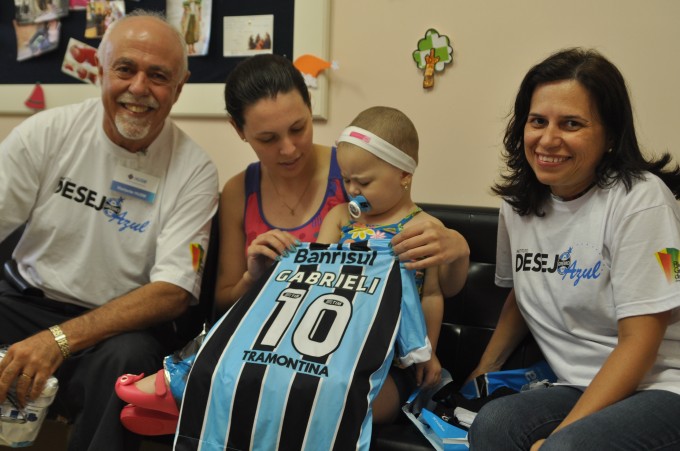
[403,184,409,191]
[242,138,248,142]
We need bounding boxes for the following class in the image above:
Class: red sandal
[115,370,179,416]
[120,404,178,436]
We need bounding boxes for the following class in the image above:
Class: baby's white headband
[337,126,417,174]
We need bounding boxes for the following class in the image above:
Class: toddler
[115,106,445,437]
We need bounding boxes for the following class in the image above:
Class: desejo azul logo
[655,248,680,283]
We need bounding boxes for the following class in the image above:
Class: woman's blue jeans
[468,386,680,450]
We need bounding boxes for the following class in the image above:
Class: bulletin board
[0,0,331,118]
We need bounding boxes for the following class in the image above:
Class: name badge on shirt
[111,165,160,204]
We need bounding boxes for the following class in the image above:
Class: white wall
[2,0,679,208]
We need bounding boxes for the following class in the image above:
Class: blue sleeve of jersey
[395,267,431,367]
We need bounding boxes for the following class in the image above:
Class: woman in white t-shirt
[468,48,680,450]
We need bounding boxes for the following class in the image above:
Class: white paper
[223,14,273,57]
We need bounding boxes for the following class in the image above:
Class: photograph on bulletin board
[61,37,98,84]
[166,0,213,57]
[84,0,125,39]
[14,19,61,61]
[14,0,69,25]
[223,14,273,57]
[69,0,88,10]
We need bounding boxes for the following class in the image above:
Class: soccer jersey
[174,240,431,451]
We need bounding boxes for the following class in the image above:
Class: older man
[0,11,218,450]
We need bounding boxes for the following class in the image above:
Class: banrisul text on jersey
[293,246,378,265]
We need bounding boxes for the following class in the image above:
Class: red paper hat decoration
[25,83,46,111]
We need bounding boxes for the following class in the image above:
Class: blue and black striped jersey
[174,240,430,451]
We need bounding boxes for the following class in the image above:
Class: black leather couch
[0,226,23,275]
[370,203,544,450]
[0,204,543,450]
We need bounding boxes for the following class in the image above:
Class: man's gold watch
[49,325,71,359]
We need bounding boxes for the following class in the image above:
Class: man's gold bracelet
[49,325,71,360]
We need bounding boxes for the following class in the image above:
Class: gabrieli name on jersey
[174,240,431,451]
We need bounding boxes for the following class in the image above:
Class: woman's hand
[530,439,545,451]
[464,366,489,386]
[392,219,470,297]
[415,355,442,389]
[464,290,528,384]
[245,229,299,281]
[391,219,468,270]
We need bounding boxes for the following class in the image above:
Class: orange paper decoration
[294,54,332,78]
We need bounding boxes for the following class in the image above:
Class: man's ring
[19,373,32,379]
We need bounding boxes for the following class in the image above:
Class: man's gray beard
[115,114,151,140]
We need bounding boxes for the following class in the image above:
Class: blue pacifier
[348,194,371,219]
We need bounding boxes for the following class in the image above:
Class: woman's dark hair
[494,47,680,216]
[224,54,311,130]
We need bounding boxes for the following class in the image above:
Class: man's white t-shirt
[0,98,219,308]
